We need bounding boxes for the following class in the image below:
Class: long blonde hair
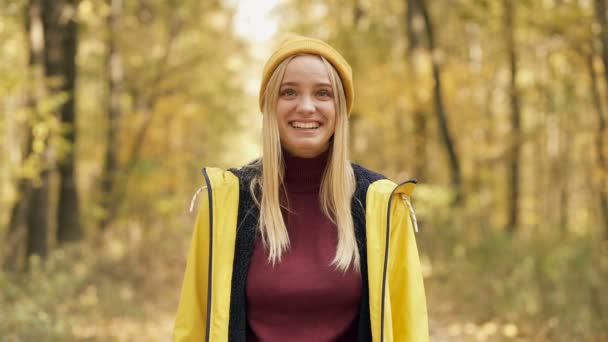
[251,54,358,272]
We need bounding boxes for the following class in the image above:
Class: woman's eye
[280,88,296,96]
[318,89,332,97]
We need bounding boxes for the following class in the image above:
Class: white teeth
[291,121,320,129]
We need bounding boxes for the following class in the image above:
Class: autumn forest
[1,0,607,340]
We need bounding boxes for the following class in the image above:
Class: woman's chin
[284,142,329,158]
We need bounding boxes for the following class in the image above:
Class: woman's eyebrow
[280,81,332,87]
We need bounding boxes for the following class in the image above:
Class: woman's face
[276,55,336,158]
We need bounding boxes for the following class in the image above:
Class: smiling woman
[276,55,337,158]
[174,35,429,342]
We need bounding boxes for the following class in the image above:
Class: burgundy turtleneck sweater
[245,148,362,342]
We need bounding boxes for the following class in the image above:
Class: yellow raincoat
[174,167,428,342]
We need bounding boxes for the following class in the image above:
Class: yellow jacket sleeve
[173,190,210,342]
[387,186,429,342]
[173,168,239,342]
[366,179,429,342]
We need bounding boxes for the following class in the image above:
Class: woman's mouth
[289,121,321,130]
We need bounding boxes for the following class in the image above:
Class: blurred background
[1,0,607,340]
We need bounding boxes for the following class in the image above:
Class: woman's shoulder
[350,162,387,185]
[349,162,389,207]
[227,159,261,184]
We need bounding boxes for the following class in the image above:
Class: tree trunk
[99,0,123,230]
[587,51,608,238]
[594,0,608,239]
[42,0,82,243]
[101,12,183,226]
[406,0,428,178]
[4,178,31,269]
[353,0,364,27]
[595,0,608,90]
[26,172,51,260]
[413,0,462,200]
[347,0,364,158]
[5,0,50,268]
[504,0,521,234]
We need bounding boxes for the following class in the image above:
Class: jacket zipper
[202,168,214,342]
[380,179,418,342]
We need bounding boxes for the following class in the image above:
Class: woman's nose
[297,95,315,114]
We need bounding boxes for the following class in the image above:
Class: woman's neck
[282,148,330,193]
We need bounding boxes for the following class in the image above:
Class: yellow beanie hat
[259,35,354,115]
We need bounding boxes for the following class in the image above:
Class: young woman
[174,35,429,342]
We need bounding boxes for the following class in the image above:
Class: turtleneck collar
[282,147,330,193]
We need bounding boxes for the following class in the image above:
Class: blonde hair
[251,54,358,272]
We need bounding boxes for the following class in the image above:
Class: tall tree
[594,0,608,239]
[42,0,82,242]
[406,0,428,178]
[99,2,189,228]
[347,0,364,157]
[504,0,522,233]
[595,0,608,89]
[5,0,51,269]
[413,0,462,200]
[99,0,123,230]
